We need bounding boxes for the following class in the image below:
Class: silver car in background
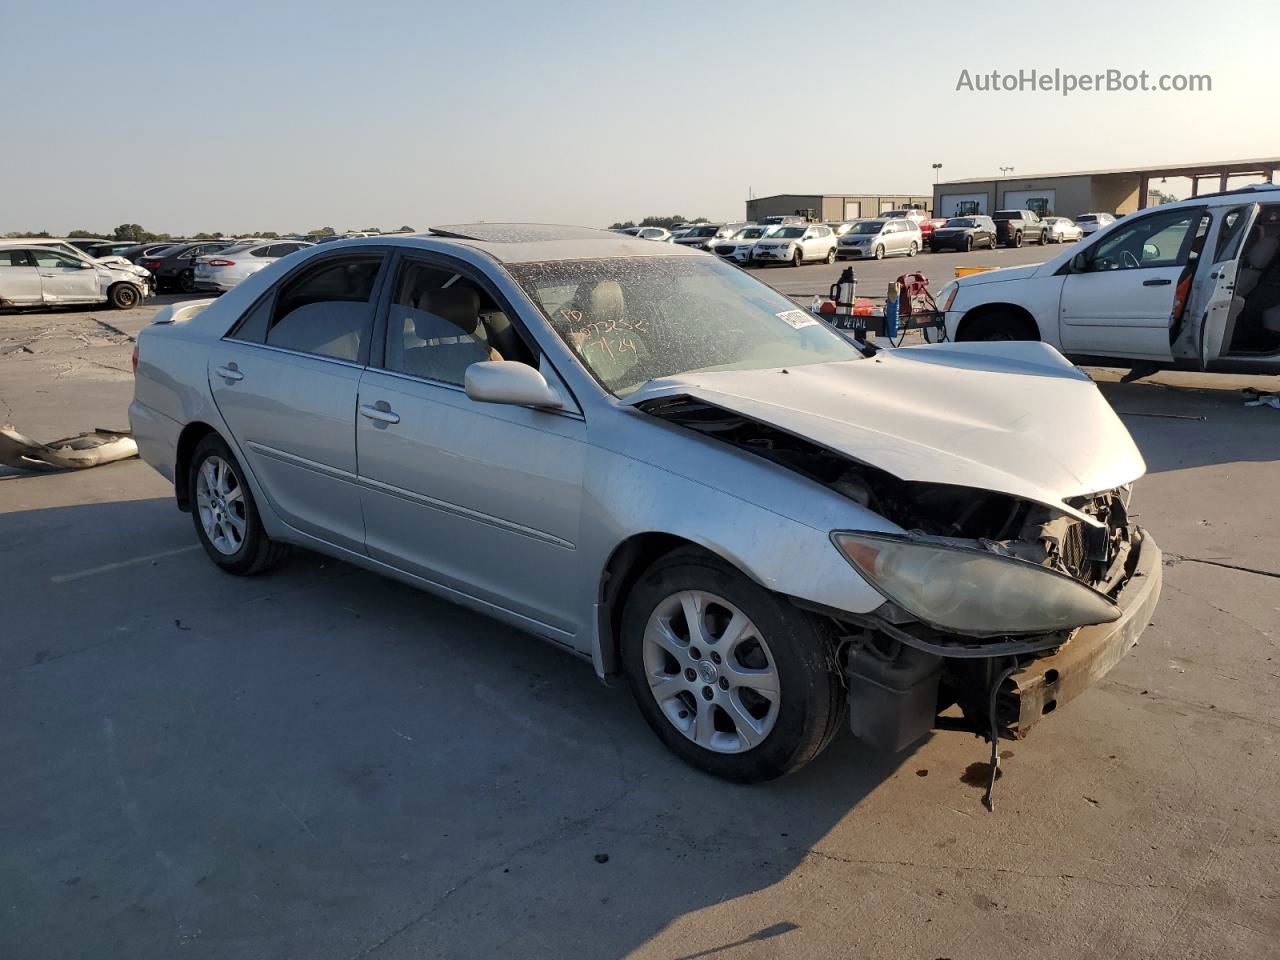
[193,239,313,292]
[0,244,151,309]
[1043,217,1084,243]
[129,224,1160,784]
[837,218,921,260]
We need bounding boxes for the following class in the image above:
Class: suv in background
[752,224,838,265]
[991,209,1050,247]
[1075,212,1117,236]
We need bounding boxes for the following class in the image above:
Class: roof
[938,157,1280,186]
[415,223,706,264]
[749,192,931,202]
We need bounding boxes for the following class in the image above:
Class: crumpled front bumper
[1001,527,1162,738]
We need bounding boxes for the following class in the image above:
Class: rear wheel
[178,269,197,293]
[907,241,918,257]
[959,310,1039,342]
[1010,231,1023,248]
[108,283,140,310]
[189,434,289,576]
[825,246,836,264]
[621,548,844,782]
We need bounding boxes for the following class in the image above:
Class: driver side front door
[1058,205,1209,360]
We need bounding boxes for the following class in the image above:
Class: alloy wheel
[641,590,780,753]
[195,455,247,555]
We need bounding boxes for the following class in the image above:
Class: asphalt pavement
[1,267,1278,960]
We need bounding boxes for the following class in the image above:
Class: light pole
[931,162,943,184]
[999,166,1014,177]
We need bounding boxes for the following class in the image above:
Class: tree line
[608,214,711,230]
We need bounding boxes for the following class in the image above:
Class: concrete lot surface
[1,264,1278,959]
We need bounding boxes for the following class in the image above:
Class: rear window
[992,211,1019,220]
[944,218,975,227]
[1076,215,1098,223]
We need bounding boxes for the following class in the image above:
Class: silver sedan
[1044,217,1084,243]
[193,239,313,292]
[130,225,1161,782]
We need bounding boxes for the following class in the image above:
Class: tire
[1009,231,1023,249]
[108,283,140,310]
[965,236,973,252]
[178,270,197,293]
[873,245,884,261]
[188,434,289,576]
[825,246,836,264]
[958,310,1039,342]
[620,547,845,782]
[907,241,918,257]
[791,247,803,267]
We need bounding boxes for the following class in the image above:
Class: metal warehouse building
[931,157,1280,220]
[745,193,933,223]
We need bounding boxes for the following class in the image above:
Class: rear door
[208,251,388,552]
[355,251,588,637]
[1059,205,1209,360]
[32,248,101,302]
[0,249,43,305]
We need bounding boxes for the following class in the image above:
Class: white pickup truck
[938,185,1280,376]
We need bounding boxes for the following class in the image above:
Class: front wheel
[189,434,289,576]
[791,247,803,267]
[621,548,845,782]
[108,283,140,309]
[965,236,973,252]
[873,245,885,260]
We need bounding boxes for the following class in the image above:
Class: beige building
[745,193,932,223]
[932,157,1280,220]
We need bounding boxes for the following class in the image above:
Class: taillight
[141,259,159,269]
[131,344,139,374]
[206,259,235,266]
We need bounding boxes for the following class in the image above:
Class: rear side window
[263,255,384,362]
[0,249,35,267]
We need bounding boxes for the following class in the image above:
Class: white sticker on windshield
[777,308,819,330]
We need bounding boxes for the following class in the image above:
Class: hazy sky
[2,0,1276,234]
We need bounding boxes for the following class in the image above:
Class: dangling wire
[982,658,1020,813]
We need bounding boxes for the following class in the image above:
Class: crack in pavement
[1165,553,1280,581]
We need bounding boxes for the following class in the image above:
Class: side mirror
[1071,252,1089,273]
[464,360,564,409]
[78,261,94,269]
[1142,242,1160,261]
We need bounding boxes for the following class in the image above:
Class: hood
[625,341,1145,525]
[954,263,1045,286]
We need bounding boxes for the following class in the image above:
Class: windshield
[507,256,860,397]
[944,218,975,228]
[772,227,806,238]
[686,226,719,238]
[851,221,885,235]
[734,227,768,239]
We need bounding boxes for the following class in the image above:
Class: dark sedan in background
[138,241,236,292]
[928,216,998,253]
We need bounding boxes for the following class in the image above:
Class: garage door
[843,200,861,220]
[1002,189,1056,216]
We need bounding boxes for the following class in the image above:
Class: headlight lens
[937,281,959,311]
[831,531,1119,636]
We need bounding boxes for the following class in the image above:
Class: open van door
[1174,203,1258,369]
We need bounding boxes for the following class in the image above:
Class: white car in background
[711,225,775,263]
[938,185,1280,376]
[1075,212,1116,235]
[751,224,838,266]
[0,244,151,309]
[837,219,921,260]
[193,240,314,293]
[1043,217,1084,243]
[615,227,673,242]
[674,224,739,251]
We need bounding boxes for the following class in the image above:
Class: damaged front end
[639,395,1162,751]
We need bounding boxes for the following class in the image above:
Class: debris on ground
[1242,387,1279,409]
[0,424,138,471]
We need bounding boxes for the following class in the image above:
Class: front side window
[508,256,861,397]
[32,249,83,268]
[265,254,383,362]
[380,259,504,386]
[1078,207,1205,272]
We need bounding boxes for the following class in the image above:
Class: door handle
[359,403,400,425]
[1142,277,1172,286]
[215,364,243,381]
